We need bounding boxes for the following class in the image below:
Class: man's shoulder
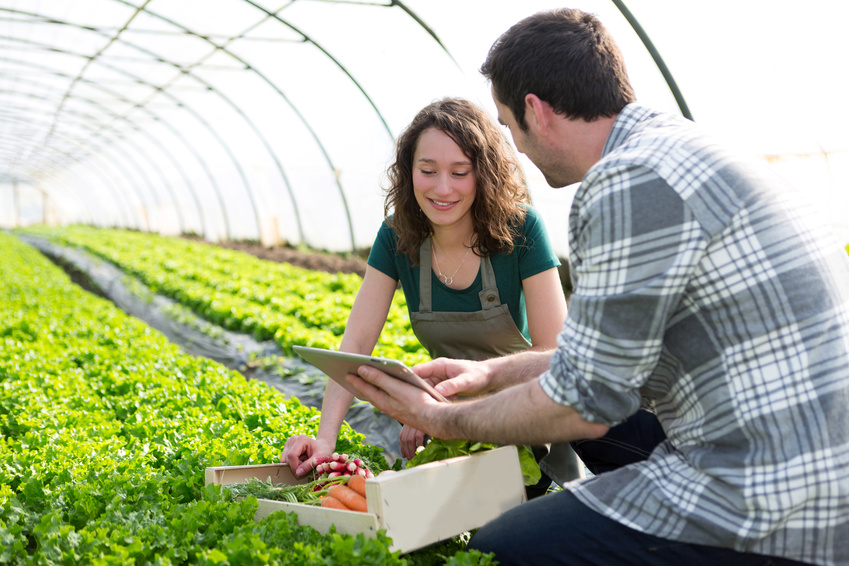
[606,104,703,156]
[598,104,732,182]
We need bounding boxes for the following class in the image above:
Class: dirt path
[193,238,572,296]
[187,238,369,277]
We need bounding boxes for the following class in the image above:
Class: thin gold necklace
[432,241,472,286]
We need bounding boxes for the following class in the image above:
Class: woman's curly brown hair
[384,97,529,265]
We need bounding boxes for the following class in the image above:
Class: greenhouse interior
[2,0,848,564]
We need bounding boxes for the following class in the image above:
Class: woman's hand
[280,435,335,477]
[399,424,428,460]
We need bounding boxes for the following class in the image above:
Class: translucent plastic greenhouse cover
[2,0,848,256]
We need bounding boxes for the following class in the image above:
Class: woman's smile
[413,128,476,229]
[428,198,458,210]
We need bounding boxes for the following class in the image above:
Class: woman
[281,98,568,479]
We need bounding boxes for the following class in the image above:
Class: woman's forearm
[315,379,355,447]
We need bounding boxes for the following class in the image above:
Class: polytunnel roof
[2,0,848,254]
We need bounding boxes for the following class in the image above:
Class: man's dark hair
[480,8,635,130]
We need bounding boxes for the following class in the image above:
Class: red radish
[310,452,374,491]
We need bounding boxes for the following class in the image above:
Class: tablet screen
[293,345,449,403]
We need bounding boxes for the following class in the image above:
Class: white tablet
[292,345,449,403]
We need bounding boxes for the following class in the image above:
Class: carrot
[347,474,367,498]
[320,495,350,510]
[328,484,368,512]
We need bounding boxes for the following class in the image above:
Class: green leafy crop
[19,225,430,367]
[0,233,493,564]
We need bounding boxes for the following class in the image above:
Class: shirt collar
[601,103,656,158]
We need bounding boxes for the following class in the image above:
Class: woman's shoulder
[368,218,404,275]
[514,204,546,235]
[374,217,396,240]
[521,204,541,222]
[506,205,559,265]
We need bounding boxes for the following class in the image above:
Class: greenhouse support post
[611,0,694,121]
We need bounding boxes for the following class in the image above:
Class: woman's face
[412,128,477,231]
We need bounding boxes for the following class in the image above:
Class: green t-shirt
[367,206,560,342]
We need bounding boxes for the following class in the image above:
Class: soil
[190,238,369,277]
[191,238,573,295]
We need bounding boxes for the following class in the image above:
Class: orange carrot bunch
[320,474,369,512]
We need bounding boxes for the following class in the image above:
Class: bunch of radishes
[311,452,374,491]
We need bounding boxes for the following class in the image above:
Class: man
[347,8,849,565]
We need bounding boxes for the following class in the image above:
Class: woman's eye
[453,171,470,178]
[420,169,435,176]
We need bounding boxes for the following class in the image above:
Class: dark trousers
[469,491,811,565]
[470,410,811,565]
[571,408,668,476]
[528,409,666,498]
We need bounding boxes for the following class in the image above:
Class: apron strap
[419,236,501,312]
[419,237,434,313]
[478,253,501,311]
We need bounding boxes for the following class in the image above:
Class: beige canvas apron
[411,237,531,360]
[411,237,582,484]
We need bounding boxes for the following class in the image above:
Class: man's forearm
[434,378,609,445]
[481,348,556,391]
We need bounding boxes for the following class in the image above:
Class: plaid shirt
[540,104,849,565]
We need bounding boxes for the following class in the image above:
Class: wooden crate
[205,445,526,553]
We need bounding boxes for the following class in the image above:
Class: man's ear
[524,93,551,136]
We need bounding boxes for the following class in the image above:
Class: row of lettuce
[0,232,490,565]
[19,225,430,367]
